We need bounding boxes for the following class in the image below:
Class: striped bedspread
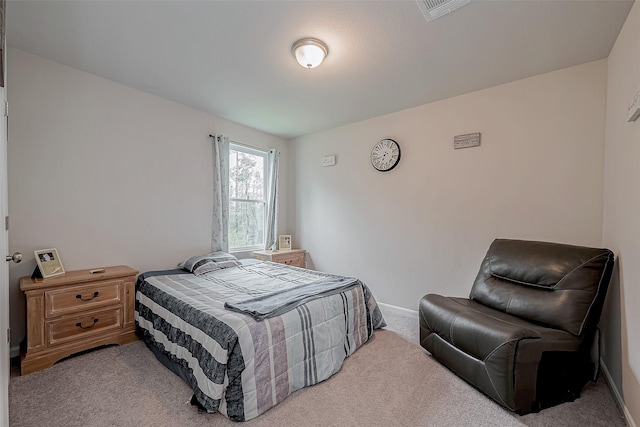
[135,261,385,421]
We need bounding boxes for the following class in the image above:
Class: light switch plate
[322,155,336,167]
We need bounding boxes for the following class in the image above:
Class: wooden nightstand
[253,249,306,268]
[19,265,139,375]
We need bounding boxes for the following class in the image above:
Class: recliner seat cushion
[420,294,583,410]
[469,239,614,336]
[420,295,579,361]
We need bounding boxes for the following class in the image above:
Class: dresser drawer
[46,307,123,346]
[45,280,122,318]
[254,249,306,268]
[279,254,305,267]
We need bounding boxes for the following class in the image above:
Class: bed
[134,253,386,422]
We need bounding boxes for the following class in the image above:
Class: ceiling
[6,0,634,139]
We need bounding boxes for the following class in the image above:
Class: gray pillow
[178,251,241,274]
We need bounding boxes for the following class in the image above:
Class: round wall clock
[371,138,401,172]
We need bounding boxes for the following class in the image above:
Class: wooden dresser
[20,265,139,375]
[253,249,306,268]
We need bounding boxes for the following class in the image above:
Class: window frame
[228,143,269,253]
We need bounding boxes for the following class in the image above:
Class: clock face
[371,139,401,172]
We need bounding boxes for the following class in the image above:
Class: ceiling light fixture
[291,38,328,69]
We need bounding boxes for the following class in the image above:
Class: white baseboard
[378,302,418,318]
[9,345,19,359]
[600,359,637,427]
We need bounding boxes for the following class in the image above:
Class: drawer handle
[76,291,99,301]
[76,318,99,329]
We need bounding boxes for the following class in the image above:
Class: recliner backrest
[469,239,614,336]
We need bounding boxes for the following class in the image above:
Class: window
[228,143,268,251]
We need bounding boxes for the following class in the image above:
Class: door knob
[6,252,22,263]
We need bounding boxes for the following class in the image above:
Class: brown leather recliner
[419,239,614,414]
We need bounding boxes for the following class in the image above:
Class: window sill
[230,247,264,259]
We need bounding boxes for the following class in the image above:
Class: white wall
[293,60,607,311]
[602,2,640,425]
[6,48,290,348]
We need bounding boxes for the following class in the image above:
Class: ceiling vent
[416,0,471,22]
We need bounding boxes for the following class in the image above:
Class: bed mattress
[135,261,385,421]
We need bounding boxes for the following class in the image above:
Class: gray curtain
[264,149,279,250]
[211,135,230,252]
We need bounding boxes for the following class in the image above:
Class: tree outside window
[229,144,267,251]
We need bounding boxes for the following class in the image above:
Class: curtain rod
[208,134,271,152]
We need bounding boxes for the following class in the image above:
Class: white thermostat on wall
[322,155,336,167]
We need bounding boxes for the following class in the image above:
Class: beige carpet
[9,329,626,426]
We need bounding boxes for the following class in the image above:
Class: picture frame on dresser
[279,235,292,251]
[33,248,65,279]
